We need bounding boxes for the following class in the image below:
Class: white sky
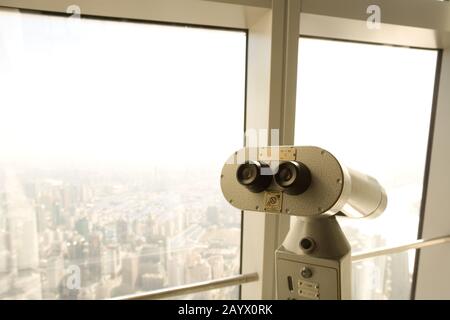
[0,10,246,171]
[295,38,438,243]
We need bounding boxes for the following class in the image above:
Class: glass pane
[0,9,246,300]
[353,249,416,300]
[295,38,438,299]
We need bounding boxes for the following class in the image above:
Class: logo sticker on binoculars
[264,191,283,213]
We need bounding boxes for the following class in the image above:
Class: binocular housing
[221,146,387,219]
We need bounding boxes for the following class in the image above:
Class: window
[295,38,438,299]
[0,9,246,299]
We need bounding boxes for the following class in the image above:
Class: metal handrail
[117,235,450,300]
[352,235,450,262]
[117,272,259,300]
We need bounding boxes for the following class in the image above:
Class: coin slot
[287,276,294,292]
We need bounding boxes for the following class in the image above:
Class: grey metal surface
[276,216,351,300]
[221,146,345,217]
[277,257,339,300]
[221,146,387,219]
[117,272,259,300]
[340,168,388,219]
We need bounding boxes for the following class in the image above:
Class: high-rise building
[116,218,129,243]
[75,217,90,238]
[0,170,42,299]
[388,252,411,299]
[101,244,122,278]
[88,232,103,283]
[206,206,219,226]
[0,275,11,297]
[52,203,63,226]
[4,173,39,270]
[207,255,224,279]
[0,249,9,274]
[353,262,376,300]
[141,273,164,291]
[186,255,212,284]
[35,204,49,233]
[0,231,9,273]
[121,252,139,291]
[46,255,65,291]
[167,254,185,287]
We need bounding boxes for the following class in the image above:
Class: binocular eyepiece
[236,161,272,193]
[236,160,312,195]
[274,161,312,195]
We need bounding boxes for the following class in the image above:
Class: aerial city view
[0,163,417,300]
[0,167,241,300]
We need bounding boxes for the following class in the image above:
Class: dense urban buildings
[0,165,413,300]
[0,167,241,299]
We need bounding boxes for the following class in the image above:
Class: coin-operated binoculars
[220,146,387,300]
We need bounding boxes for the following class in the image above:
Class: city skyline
[0,164,416,300]
[0,166,241,299]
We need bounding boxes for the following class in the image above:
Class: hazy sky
[295,38,438,242]
[0,9,246,171]
[295,38,437,186]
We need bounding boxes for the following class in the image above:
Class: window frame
[1,0,449,300]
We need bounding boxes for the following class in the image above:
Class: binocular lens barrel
[236,161,272,193]
[274,161,312,195]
